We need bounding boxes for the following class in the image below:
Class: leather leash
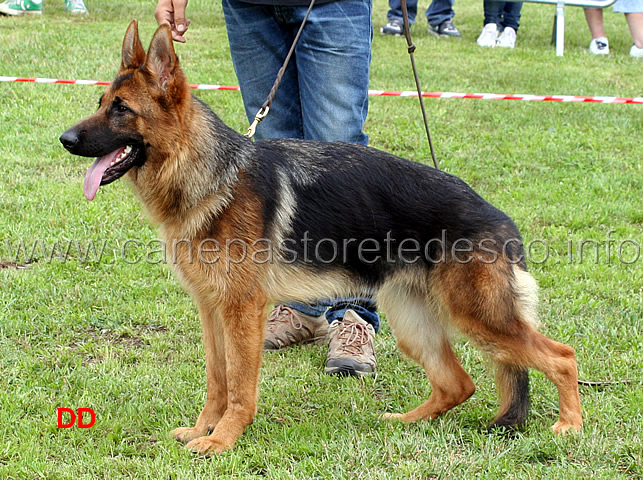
[245,0,440,172]
[245,0,317,138]
[400,0,439,170]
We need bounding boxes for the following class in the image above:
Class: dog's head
[60,20,189,200]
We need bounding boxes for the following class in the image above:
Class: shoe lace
[267,305,304,333]
[336,321,372,356]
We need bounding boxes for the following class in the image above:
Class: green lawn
[0,0,641,478]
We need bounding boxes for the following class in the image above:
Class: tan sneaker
[263,305,329,351]
[325,310,376,376]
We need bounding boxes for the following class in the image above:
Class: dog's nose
[59,130,79,151]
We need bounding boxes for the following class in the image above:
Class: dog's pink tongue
[83,148,123,201]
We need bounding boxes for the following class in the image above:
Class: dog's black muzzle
[59,128,83,154]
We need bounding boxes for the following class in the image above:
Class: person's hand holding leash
[154,0,191,43]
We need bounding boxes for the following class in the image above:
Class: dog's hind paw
[170,426,207,444]
[185,436,232,455]
[552,420,582,435]
[380,412,407,422]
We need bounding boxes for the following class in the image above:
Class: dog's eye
[111,97,134,115]
[112,103,134,115]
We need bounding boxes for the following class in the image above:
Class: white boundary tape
[1,76,641,104]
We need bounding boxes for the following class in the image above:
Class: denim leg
[425,0,455,26]
[285,297,380,333]
[224,0,371,144]
[222,0,305,140]
[293,0,371,144]
[483,0,503,25]
[286,301,329,318]
[325,297,380,333]
[501,1,523,30]
[387,0,418,24]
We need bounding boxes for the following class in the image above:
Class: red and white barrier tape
[1,76,641,104]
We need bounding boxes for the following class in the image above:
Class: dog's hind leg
[479,329,581,434]
[184,290,267,454]
[379,279,475,422]
[437,261,582,433]
[171,301,228,444]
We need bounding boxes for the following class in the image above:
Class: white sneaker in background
[476,23,498,47]
[589,37,609,55]
[630,44,643,57]
[497,27,517,48]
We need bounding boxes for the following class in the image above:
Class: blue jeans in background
[386,0,420,23]
[222,0,372,144]
[386,0,455,27]
[426,0,456,27]
[483,0,523,30]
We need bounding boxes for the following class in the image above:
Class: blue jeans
[425,0,456,26]
[483,0,523,30]
[387,0,454,27]
[289,297,380,332]
[222,0,372,144]
[387,0,420,24]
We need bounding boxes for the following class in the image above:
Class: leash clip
[245,105,270,139]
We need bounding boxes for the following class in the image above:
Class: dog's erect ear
[121,20,146,70]
[144,24,180,91]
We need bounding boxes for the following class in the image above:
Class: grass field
[0,0,641,478]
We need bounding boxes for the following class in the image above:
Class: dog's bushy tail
[488,265,537,431]
[489,364,530,430]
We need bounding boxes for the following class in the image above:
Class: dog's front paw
[552,420,582,435]
[171,426,207,444]
[185,436,232,455]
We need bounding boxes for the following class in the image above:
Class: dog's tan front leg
[172,303,228,444]
[185,292,266,454]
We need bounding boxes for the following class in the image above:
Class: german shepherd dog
[60,21,582,454]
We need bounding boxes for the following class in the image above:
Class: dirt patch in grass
[0,260,33,270]
[87,328,147,349]
[89,324,168,345]
[65,324,169,364]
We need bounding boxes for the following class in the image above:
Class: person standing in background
[584,0,643,56]
[380,0,461,38]
[476,0,523,48]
